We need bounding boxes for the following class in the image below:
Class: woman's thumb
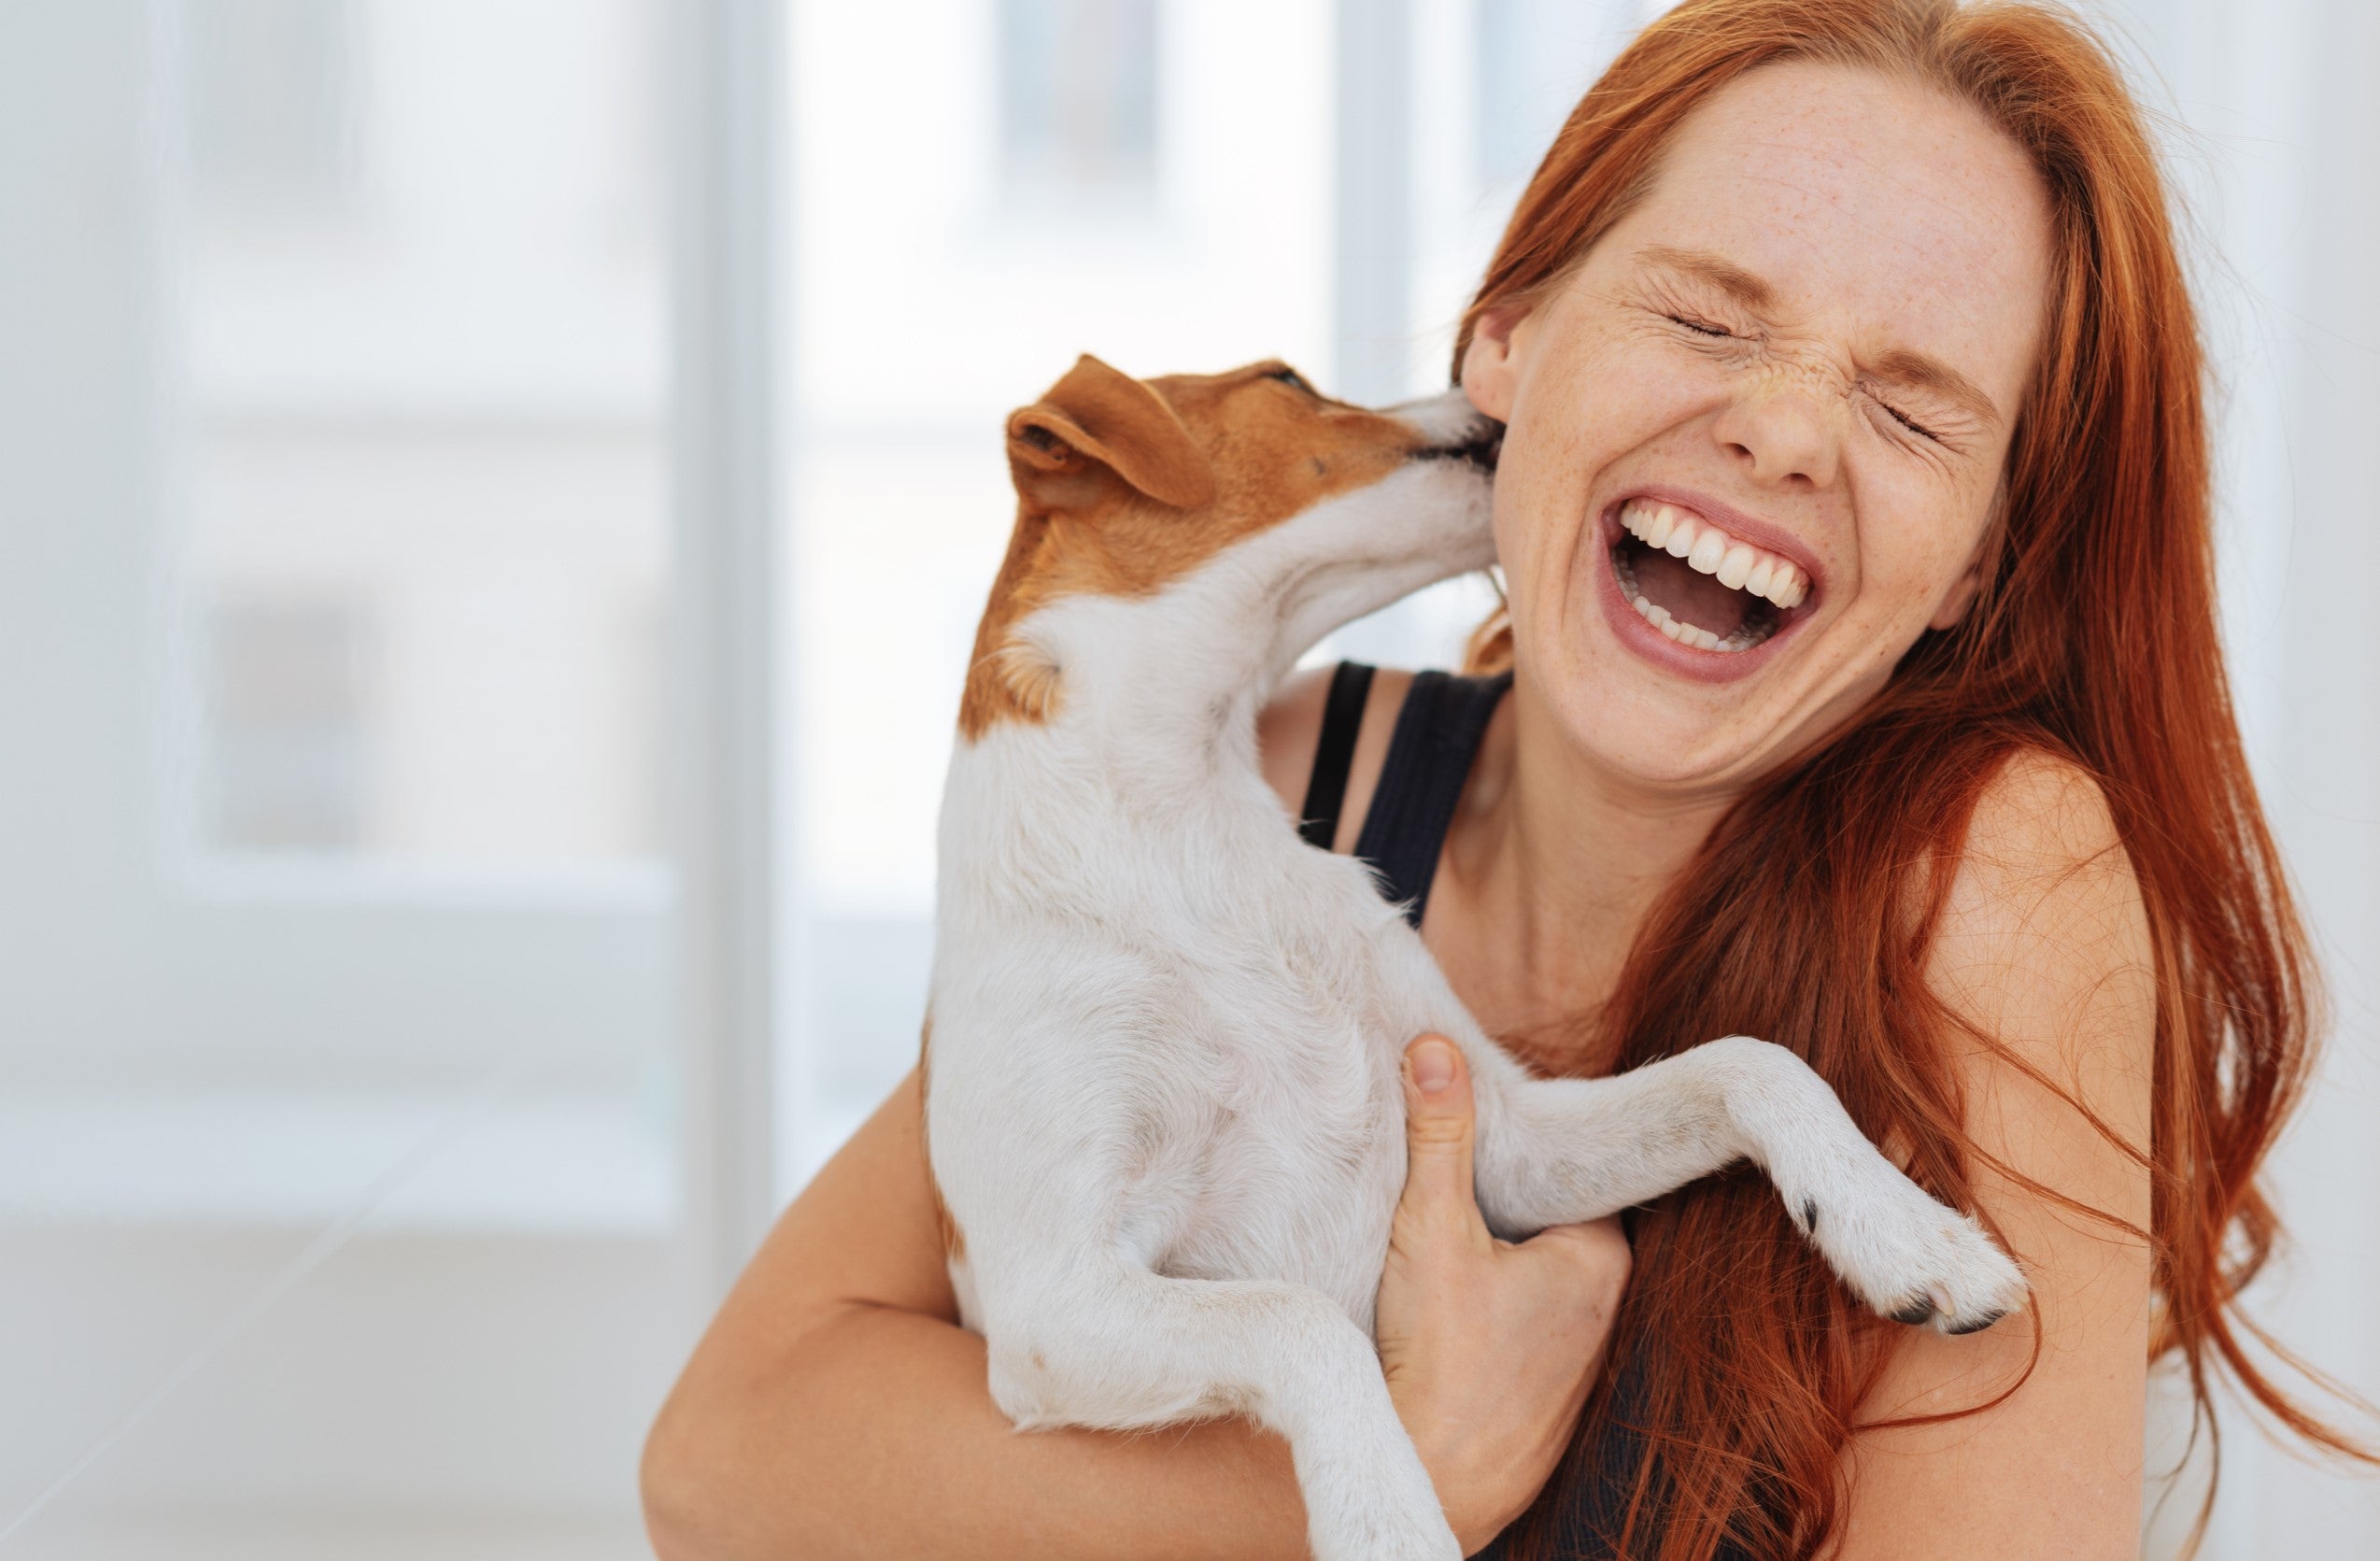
[1399,1034,1479,1211]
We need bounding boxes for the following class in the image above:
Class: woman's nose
[1711,376,1842,490]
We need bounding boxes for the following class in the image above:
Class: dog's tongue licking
[1632,546,1750,634]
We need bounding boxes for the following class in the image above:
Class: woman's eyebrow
[1636,244,2003,428]
[1866,348,2003,429]
[1636,244,1778,310]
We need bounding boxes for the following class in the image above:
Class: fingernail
[1410,1039,1456,1095]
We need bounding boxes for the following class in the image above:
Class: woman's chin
[1530,670,1772,792]
[1529,628,1821,795]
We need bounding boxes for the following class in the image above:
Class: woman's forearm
[640,1071,1313,1561]
[642,1299,1312,1561]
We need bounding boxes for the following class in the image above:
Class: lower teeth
[1613,547,1773,654]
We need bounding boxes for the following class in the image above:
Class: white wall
[0,5,707,1554]
[2193,0,2380,1546]
[2050,1,2380,1552]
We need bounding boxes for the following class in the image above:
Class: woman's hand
[1377,1035,1631,1555]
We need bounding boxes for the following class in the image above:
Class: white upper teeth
[1620,499,1807,609]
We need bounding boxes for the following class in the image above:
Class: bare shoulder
[1255,664,1416,853]
[1923,748,2154,1228]
[1256,666,1337,816]
[1835,750,2156,1557]
[1949,747,2139,921]
[1932,749,2154,1106]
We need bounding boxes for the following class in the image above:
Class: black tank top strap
[1297,660,1376,851]
[1353,666,1513,928]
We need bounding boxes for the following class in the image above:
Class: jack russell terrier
[923,355,2027,1561]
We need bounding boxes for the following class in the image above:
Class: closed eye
[1667,313,1733,339]
[1878,399,1942,443]
[1267,365,1319,395]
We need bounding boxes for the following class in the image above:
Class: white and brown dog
[924,356,2026,1561]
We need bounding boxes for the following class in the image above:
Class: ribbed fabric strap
[1297,660,1376,851]
[1352,667,1513,929]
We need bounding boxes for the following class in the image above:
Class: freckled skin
[1462,61,2055,793]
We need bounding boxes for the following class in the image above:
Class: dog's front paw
[1791,1169,2029,1335]
[1298,1430,1464,1561]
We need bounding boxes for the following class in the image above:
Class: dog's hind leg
[1465,1034,2029,1334]
[983,1255,1459,1561]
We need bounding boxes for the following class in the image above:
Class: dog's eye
[1267,366,1317,395]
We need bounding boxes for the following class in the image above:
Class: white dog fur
[924,359,2027,1561]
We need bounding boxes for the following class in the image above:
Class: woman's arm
[640,1057,1626,1560]
[639,1068,1311,1561]
[1835,754,2157,1557]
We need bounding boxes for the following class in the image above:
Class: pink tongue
[1632,546,1750,634]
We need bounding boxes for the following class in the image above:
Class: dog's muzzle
[1419,419,1504,474]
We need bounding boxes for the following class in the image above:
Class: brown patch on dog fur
[957,356,1434,741]
[917,1013,966,1262]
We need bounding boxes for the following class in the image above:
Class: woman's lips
[1590,493,1819,684]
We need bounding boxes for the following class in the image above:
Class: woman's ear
[1459,305,1531,422]
[1930,488,2008,630]
[1927,559,1986,631]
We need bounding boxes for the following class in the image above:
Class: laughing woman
[641,2,2365,1556]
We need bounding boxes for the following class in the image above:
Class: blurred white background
[0,0,2373,1555]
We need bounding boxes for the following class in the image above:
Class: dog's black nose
[1423,419,1504,473]
[1463,419,1505,472]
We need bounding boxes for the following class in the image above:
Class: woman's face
[1463,60,2053,794]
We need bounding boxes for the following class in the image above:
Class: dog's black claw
[1944,1309,2005,1337]
[1891,1298,1937,1327]
[1800,1199,1820,1235]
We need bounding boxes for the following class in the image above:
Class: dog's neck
[997,463,1495,783]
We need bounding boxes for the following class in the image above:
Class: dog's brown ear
[1005,355,1216,512]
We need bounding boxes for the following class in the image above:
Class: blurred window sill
[0,1093,675,1236]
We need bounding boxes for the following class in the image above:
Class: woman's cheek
[1603,338,1721,434]
[1498,390,1606,583]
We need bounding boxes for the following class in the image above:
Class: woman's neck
[1429,673,1740,1071]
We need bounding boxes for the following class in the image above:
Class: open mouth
[1608,497,1811,654]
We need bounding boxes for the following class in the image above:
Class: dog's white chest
[1136,973,1410,1319]
[934,759,1424,1328]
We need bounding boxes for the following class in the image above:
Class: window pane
[1000,0,1160,194]
[180,0,668,872]
[0,4,688,1551]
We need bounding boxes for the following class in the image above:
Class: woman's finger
[1398,1034,1484,1226]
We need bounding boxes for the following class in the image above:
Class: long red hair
[1455,2,2364,1555]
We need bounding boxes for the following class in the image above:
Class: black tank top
[1297,660,1755,1561]
[1296,661,1511,927]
